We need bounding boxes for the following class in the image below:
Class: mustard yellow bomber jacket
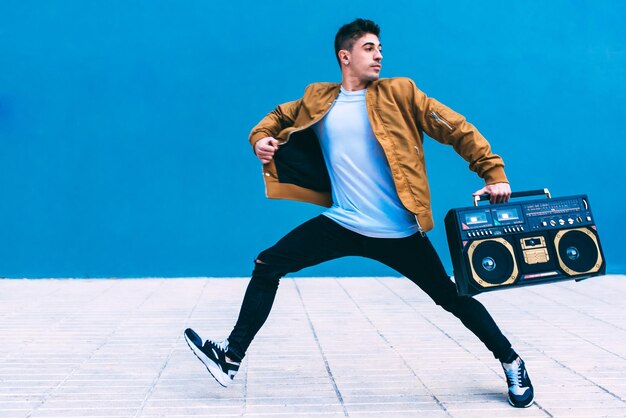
[249,77,507,232]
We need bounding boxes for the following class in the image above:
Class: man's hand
[254,137,279,164]
[473,182,512,204]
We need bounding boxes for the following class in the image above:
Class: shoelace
[504,363,522,387]
[206,338,229,353]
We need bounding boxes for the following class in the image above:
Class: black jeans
[227,215,512,361]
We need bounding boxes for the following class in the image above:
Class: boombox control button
[559,219,565,226]
[542,221,548,227]
[488,230,493,235]
[587,216,592,222]
[550,220,557,226]
[576,217,583,223]
[520,226,525,231]
[568,218,574,225]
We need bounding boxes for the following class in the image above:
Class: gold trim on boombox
[554,227,603,275]
[467,237,518,288]
[523,248,550,264]
[520,236,550,264]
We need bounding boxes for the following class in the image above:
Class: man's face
[341,33,383,82]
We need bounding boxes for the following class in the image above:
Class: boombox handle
[473,188,552,206]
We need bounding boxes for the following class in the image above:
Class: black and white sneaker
[502,357,534,408]
[184,328,240,387]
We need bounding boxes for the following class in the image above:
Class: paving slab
[0,275,625,417]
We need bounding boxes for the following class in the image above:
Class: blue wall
[1,0,624,277]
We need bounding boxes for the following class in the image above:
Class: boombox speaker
[445,189,606,296]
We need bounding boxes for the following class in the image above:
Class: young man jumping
[185,18,534,408]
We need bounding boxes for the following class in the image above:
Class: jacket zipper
[366,89,426,234]
[412,146,424,233]
[415,216,424,235]
[430,111,453,131]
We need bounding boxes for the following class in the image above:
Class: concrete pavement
[1,275,625,417]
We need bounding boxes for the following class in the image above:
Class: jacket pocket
[429,111,454,131]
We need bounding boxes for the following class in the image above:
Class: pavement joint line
[292,279,349,417]
[3,279,66,315]
[133,279,210,418]
[551,281,625,307]
[526,286,626,335]
[373,278,552,415]
[378,277,559,417]
[141,401,440,408]
[242,329,249,416]
[1,280,118,364]
[242,413,345,417]
[498,287,626,407]
[3,276,626,417]
[23,280,142,418]
[142,416,242,418]
[335,278,453,417]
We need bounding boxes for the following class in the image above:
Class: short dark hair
[334,18,381,66]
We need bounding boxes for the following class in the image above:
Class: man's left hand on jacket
[255,137,279,164]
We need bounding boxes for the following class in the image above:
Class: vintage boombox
[445,189,606,296]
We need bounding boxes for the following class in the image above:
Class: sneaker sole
[508,396,534,408]
[184,332,230,388]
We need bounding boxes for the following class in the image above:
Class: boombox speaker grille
[554,228,603,275]
[468,238,518,288]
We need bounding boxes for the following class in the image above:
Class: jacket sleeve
[248,98,303,150]
[408,79,508,185]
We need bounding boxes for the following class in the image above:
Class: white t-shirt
[312,86,419,238]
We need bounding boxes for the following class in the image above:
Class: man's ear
[338,49,350,62]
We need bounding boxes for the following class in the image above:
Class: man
[185,18,534,408]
